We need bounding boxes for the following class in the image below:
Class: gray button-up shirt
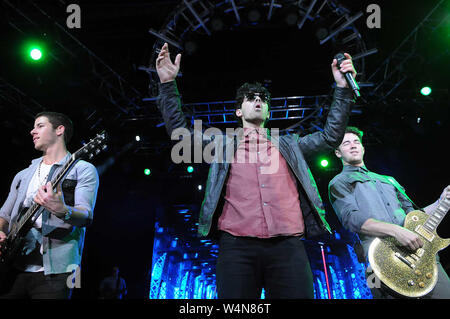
[328,165,417,257]
[0,153,99,275]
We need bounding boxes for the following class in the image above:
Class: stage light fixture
[420,86,432,96]
[320,159,329,168]
[187,166,194,173]
[144,168,151,175]
[30,48,43,61]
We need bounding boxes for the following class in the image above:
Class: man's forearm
[360,218,401,238]
[53,206,91,227]
[157,81,188,136]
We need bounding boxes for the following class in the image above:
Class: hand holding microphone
[331,52,360,98]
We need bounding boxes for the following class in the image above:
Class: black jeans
[216,231,314,299]
[0,270,72,299]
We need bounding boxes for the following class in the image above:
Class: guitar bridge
[395,252,416,269]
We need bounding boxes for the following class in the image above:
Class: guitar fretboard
[424,197,450,232]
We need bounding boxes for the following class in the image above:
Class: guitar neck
[424,198,450,232]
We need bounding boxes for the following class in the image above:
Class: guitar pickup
[415,225,435,242]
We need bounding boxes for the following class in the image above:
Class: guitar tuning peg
[95,149,101,155]
[89,154,94,159]
[102,145,107,150]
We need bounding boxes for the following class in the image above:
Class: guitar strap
[40,164,58,222]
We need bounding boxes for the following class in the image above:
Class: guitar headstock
[74,131,108,161]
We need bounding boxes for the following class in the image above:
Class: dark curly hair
[234,82,271,127]
[344,126,364,143]
[336,126,364,151]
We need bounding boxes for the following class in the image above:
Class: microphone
[334,53,360,98]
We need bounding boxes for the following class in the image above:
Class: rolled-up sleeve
[73,162,99,226]
[0,171,22,225]
[328,177,367,233]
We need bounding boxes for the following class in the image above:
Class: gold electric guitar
[368,197,450,298]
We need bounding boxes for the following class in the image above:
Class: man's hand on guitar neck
[423,185,450,215]
[34,181,67,217]
[438,185,450,204]
[34,182,91,227]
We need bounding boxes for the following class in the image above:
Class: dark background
[0,0,449,298]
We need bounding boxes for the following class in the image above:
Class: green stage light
[30,48,42,60]
[320,159,329,168]
[187,166,194,173]
[420,86,432,96]
[144,168,151,176]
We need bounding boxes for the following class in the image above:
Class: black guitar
[0,132,107,278]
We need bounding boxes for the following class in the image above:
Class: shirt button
[261,184,265,188]
[263,202,268,206]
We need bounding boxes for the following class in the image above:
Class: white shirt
[19,161,53,272]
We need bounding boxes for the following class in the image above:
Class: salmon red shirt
[218,127,305,238]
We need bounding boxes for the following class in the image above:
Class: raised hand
[331,53,357,88]
[156,42,181,84]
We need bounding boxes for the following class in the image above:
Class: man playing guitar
[0,112,99,299]
[328,126,450,298]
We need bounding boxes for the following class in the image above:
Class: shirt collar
[343,164,369,173]
[31,152,71,166]
[243,127,269,138]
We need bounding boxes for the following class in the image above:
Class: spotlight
[135,135,141,142]
[187,166,194,173]
[144,168,151,175]
[420,86,432,96]
[30,48,43,60]
[320,159,329,168]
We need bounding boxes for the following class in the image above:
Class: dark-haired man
[0,112,99,299]
[156,42,356,298]
[328,126,450,298]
